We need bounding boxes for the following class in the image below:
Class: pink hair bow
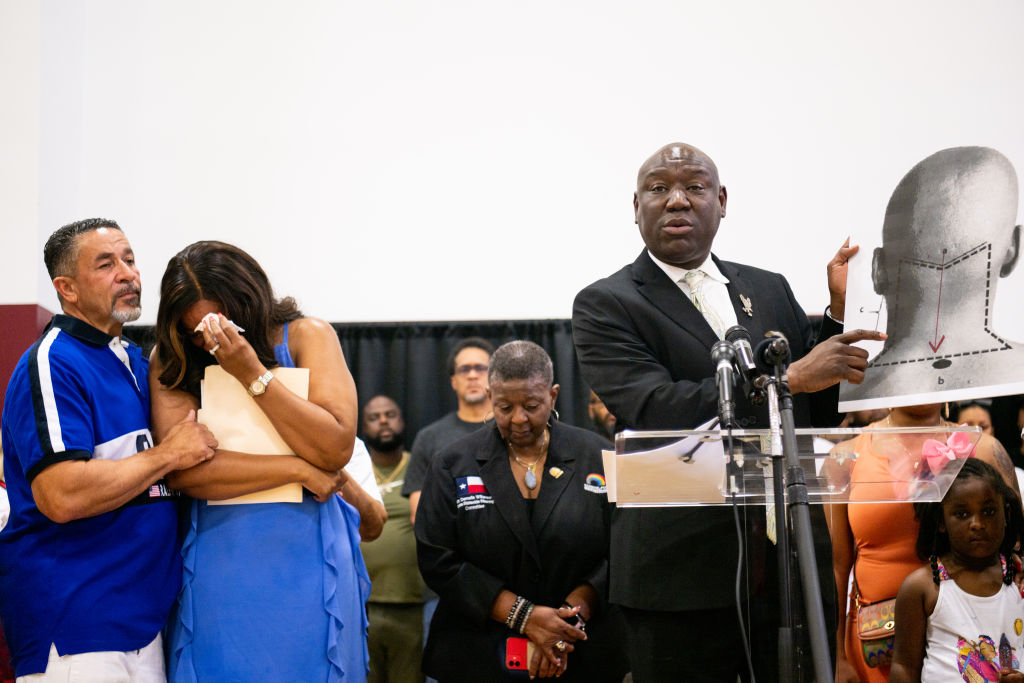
[921,430,976,475]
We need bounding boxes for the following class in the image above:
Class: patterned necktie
[688,273,774,543]
[683,270,726,339]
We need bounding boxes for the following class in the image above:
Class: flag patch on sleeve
[456,476,487,494]
[455,475,493,510]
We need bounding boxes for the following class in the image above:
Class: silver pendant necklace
[509,430,549,491]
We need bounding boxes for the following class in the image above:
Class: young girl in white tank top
[890,457,1024,682]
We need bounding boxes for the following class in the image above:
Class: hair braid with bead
[929,554,941,586]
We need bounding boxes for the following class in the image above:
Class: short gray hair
[488,340,553,386]
[44,218,122,280]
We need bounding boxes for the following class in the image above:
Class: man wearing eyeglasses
[403,336,496,523]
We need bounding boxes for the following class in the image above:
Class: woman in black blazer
[415,340,627,682]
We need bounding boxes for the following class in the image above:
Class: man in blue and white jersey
[0,219,218,681]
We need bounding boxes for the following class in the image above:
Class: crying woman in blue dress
[148,240,370,683]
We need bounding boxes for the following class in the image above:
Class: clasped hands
[523,604,587,679]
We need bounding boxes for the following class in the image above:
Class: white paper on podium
[601,450,617,503]
[198,365,309,505]
[613,417,727,505]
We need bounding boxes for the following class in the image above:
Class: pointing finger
[833,329,886,344]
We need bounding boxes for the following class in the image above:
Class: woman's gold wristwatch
[247,370,275,397]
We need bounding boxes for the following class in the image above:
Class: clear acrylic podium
[606,425,984,507]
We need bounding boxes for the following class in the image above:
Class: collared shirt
[647,251,739,332]
[0,314,179,676]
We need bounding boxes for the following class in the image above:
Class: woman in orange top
[827,403,1019,683]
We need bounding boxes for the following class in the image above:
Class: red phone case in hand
[505,637,535,671]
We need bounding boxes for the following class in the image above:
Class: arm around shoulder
[21,345,217,522]
[32,409,216,523]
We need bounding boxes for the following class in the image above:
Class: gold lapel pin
[740,294,753,317]
[549,467,564,479]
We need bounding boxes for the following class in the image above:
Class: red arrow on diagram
[928,249,947,353]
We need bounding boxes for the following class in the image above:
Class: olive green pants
[367,602,425,683]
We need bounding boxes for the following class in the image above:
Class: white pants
[17,634,165,683]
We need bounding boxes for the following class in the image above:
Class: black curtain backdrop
[331,320,591,446]
[126,319,594,448]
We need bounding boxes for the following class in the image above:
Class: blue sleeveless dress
[168,323,370,682]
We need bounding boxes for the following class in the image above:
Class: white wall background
[3,0,1023,323]
[0,1,41,307]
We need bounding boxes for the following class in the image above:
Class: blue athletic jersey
[0,315,180,677]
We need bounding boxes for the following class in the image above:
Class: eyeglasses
[454,363,489,375]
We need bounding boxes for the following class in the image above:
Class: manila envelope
[198,365,309,505]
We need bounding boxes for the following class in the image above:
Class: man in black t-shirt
[402,337,495,521]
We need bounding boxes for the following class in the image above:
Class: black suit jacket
[572,250,842,611]
[415,421,627,682]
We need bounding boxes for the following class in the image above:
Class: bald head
[882,146,1019,264]
[634,142,727,268]
[636,143,720,190]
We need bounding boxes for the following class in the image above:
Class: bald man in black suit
[572,142,883,682]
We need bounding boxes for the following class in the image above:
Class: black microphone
[754,332,791,374]
[711,340,737,428]
[725,325,758,382]
[725,324,766,405]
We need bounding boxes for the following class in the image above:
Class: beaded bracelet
[505,596,525,629]
[511,599,528,633]
[516,603,535,635]
[513,604,524,634]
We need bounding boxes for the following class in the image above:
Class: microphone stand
[755,352,833,683]
[760,375,793,681]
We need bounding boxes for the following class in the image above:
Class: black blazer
[415,421,627,682]
[571,250,842,610]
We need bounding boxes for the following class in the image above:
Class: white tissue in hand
[193,312,245,334]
